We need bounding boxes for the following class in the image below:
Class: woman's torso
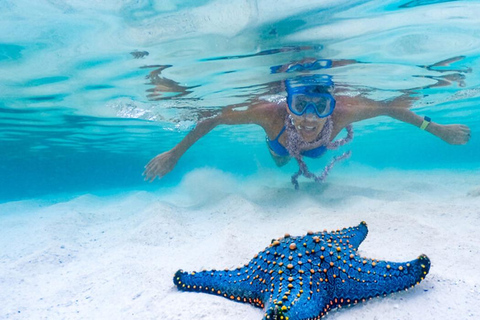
[261,100,348,157]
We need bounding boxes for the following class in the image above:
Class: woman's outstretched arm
[337,94,471,145]
[143,102,276,181]
[143,116,219,181]
[383,103,471,145]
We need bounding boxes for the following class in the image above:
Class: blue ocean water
[1,0,479,202]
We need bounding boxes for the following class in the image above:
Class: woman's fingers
[453,125,471,144]
[145,157,158,170]
[143,153,175,182]
[143,160,158,181]
[143,168,155,182]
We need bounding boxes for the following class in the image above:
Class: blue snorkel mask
[286,75,336,118]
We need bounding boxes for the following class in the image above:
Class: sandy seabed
[1,167,479,320]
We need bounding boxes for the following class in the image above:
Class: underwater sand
[1,168,479,319]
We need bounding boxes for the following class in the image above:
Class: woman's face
[288,108,328,142]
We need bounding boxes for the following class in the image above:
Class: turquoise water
[1,0,480,202]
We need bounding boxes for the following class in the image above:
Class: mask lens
[291,96,307,114]
[312,96,329,115]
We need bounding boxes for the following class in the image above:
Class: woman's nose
[304,103,317,115]
[304,107,317,120]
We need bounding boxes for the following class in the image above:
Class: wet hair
[284,114,353,189]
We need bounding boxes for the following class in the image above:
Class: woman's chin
[299,128,319,142]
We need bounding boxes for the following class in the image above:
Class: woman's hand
[433,124,471,145]
[143,150,179,182]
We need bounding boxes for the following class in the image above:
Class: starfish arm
[259,274,317,320]
[173,266,268,308]
[258,253,334,320]
[331,221,368,250]
[333,254,431,303]
[262,288,337,320]
[276,293,329,320]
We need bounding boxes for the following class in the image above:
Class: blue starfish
[174,222,430,320]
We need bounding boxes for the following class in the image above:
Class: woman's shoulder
[334,94,377,117]
[335,94,380,109]
[332,94,384,127]
[334,95,359,109]
[331,95,363,128]
[247,100,287,132]
[218,99,285,127]
[250,99,287,117]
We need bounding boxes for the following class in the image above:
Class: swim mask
[288,92,335,118]
[285,75,335,118]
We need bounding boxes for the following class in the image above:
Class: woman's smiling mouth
[303,125,316,131]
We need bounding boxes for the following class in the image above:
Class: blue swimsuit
[266,127,327,158]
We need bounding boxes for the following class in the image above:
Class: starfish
[173,222,430,320]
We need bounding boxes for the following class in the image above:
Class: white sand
[1,167,479,319]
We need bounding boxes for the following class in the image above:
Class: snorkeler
[143,61,471,188]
